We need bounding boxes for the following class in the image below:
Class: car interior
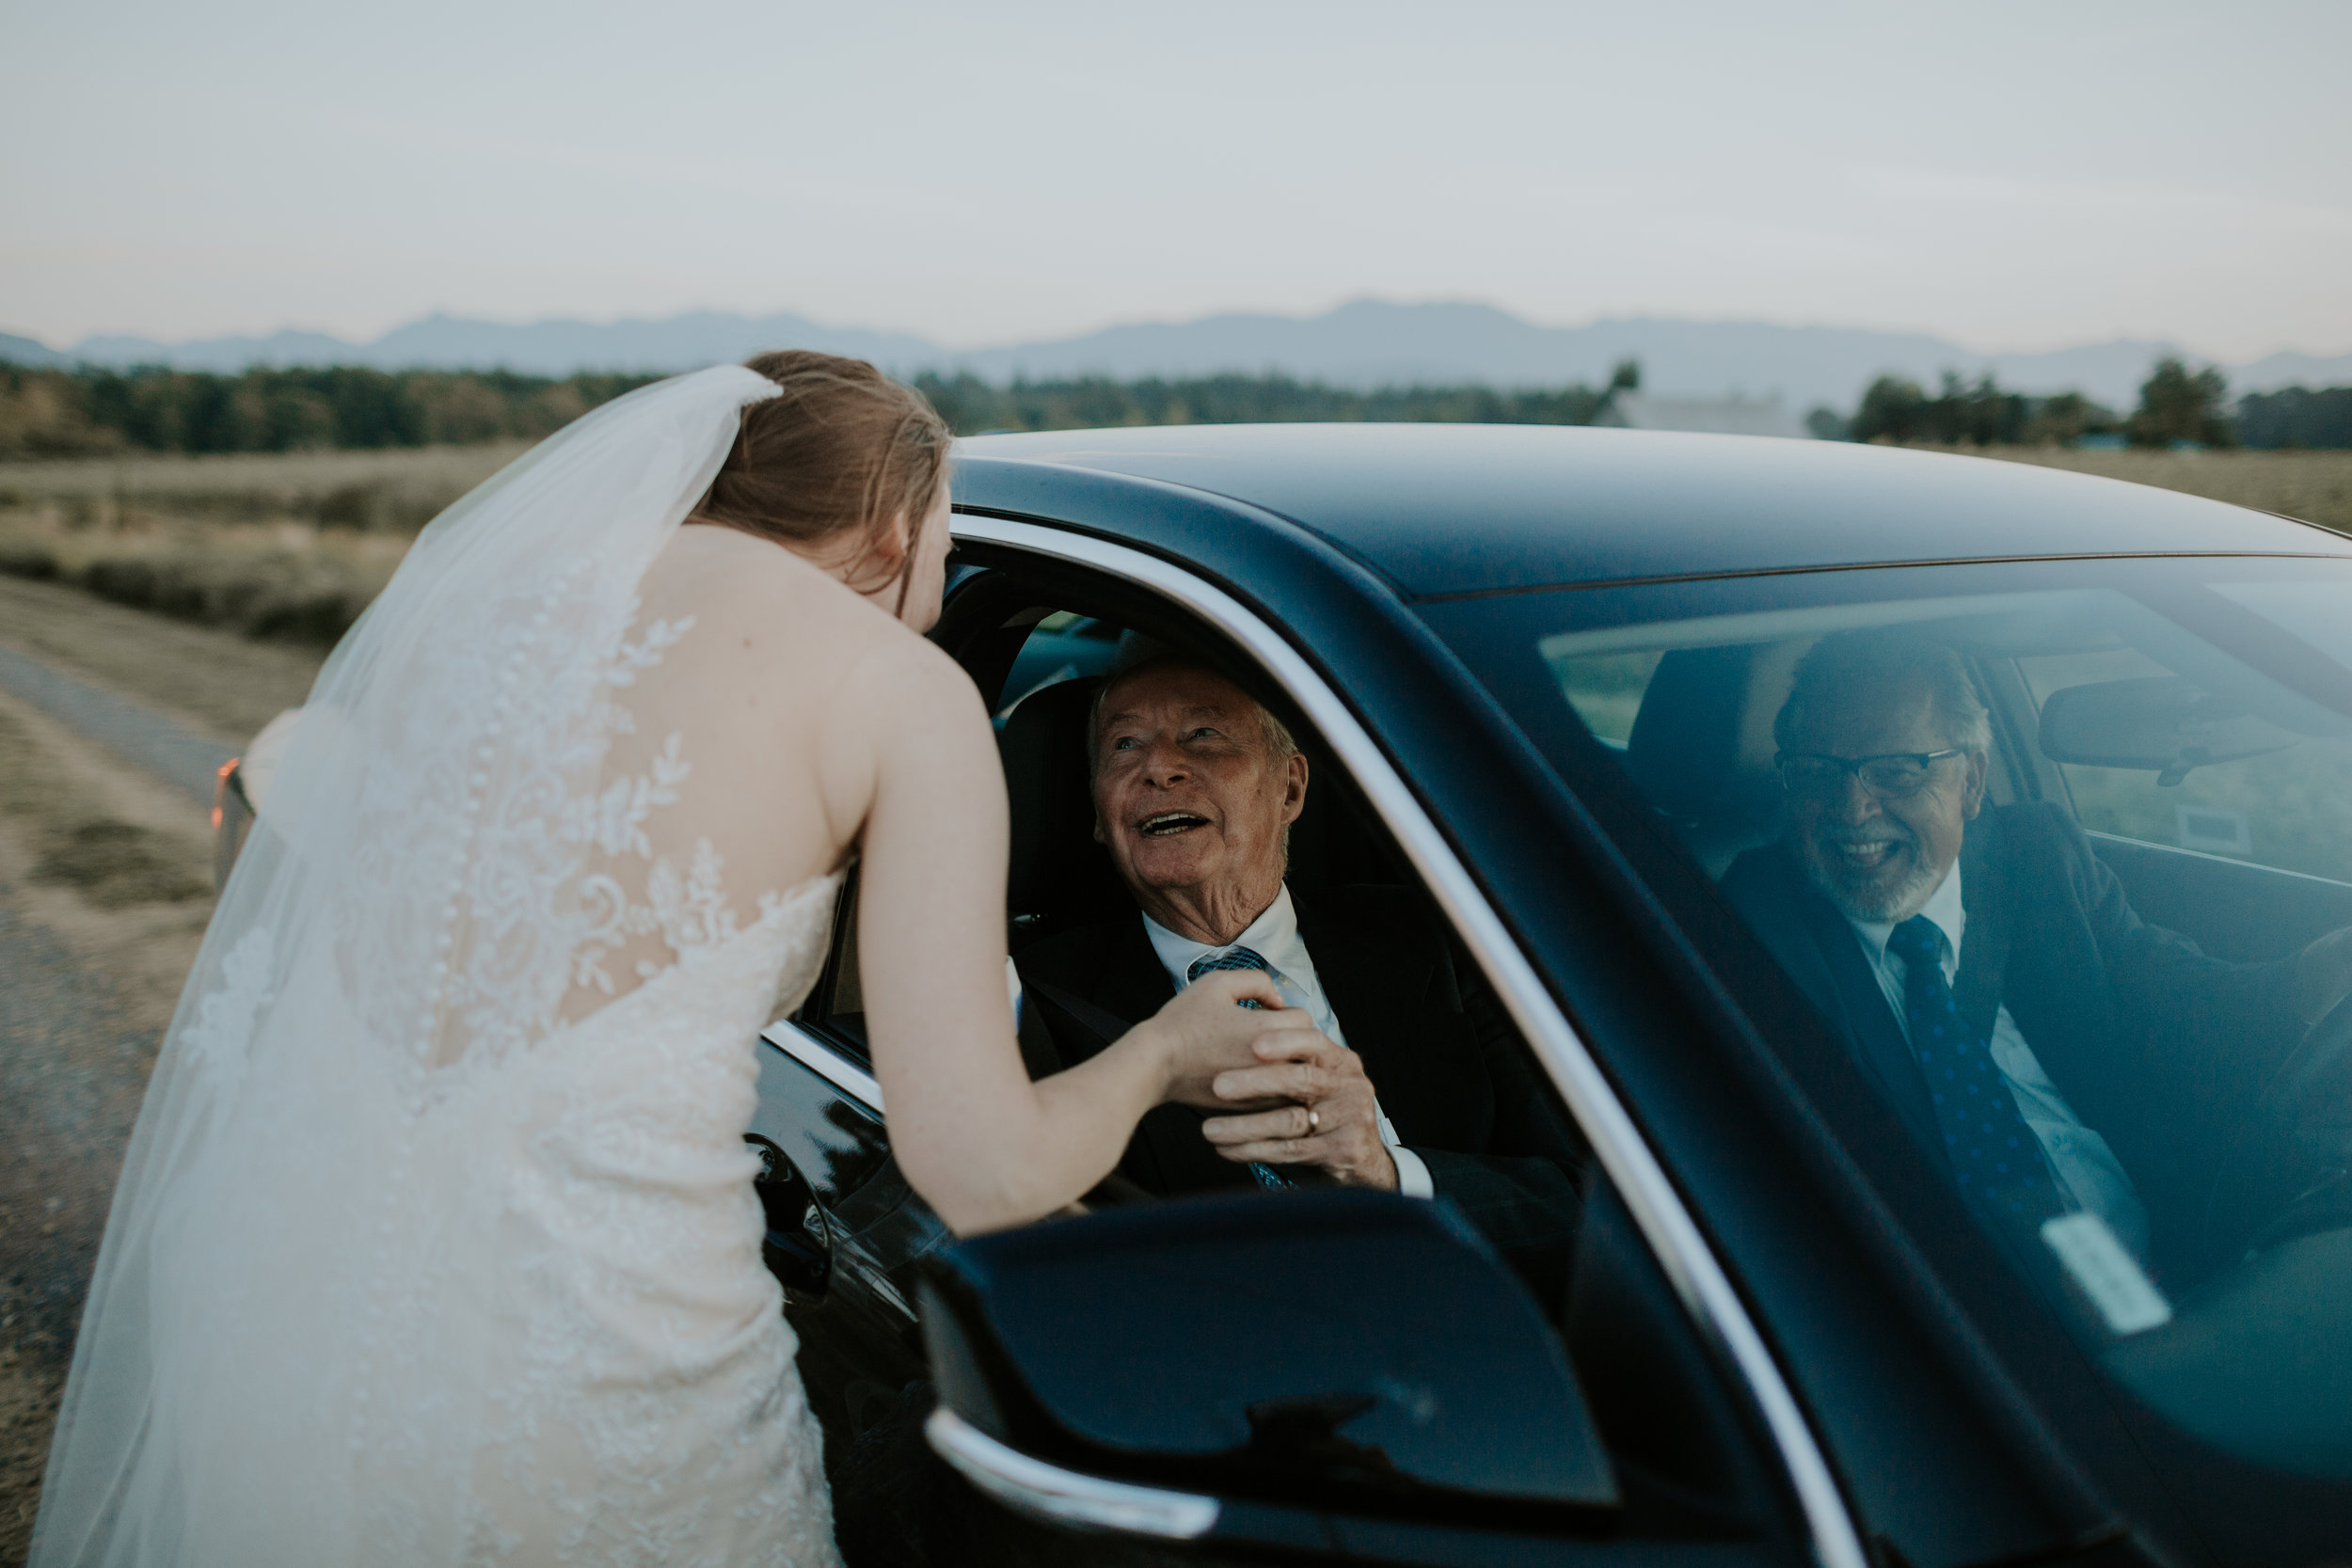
[1584,619,2352,968]
[1546,596,2352,1293]
[796,565,1422,1053]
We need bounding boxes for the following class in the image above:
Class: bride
[31,354,1304,1566]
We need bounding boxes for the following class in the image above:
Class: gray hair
[1087,644,1300,776]
[1773,631,1992,755]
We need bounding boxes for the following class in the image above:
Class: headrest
[1621,645,1756,824]
[998,678,1130,932]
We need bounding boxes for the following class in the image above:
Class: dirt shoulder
[0,575,325,743]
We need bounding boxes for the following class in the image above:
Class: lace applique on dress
[180,926,276,1094]
[331,577,796,1082]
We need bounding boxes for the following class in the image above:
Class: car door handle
[745,1133,833,1298]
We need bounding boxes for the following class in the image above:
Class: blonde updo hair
[691,350,952,607]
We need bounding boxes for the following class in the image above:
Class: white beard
[1797,828,1947,924]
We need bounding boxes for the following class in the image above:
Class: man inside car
[1012,654,1587,1295]
[1721,631,2352,1270]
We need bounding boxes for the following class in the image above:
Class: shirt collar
[1145,883,1302,992]
[1848,859,1966,971]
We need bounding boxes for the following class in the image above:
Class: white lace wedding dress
[35,369,850,1567]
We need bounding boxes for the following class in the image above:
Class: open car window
[1429,557,2352,1489]
[896,555,1803,1536]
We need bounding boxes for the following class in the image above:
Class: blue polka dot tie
[1885,917,2066,1226]
[1186,947,1291,1191]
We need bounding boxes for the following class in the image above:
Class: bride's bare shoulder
[645,527,892,648]
[640,526,976,712]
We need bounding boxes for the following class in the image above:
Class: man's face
[1781,677,1986,923]
[1091,666,1307,916]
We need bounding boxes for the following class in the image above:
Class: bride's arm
[844,640,1298,1234]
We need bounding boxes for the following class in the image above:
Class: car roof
[954,423,2349,598]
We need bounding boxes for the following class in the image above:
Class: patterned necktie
[1885,916,2067,1226]
[1186,947,1291,1191]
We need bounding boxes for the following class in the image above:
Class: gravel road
[0,899,156,1558]
[0,643,234,808]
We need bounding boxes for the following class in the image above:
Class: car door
[748,515,1857,1568]
[750,882,940,1463]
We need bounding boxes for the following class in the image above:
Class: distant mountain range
[6,300,2347,413]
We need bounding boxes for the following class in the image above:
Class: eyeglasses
[1775,749,1967,800]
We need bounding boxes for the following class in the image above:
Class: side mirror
[2038,675,2298,784]
[919,1190,1616,1553]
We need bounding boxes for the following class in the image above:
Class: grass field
[0,445,516,644]
[1,441,2347,647]
[0,441,526,530]
[1948,445,2352,532]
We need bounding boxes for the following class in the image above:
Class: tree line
[2,353,2344,460]
[0,363,664,460]
[908,364,1635,436]
[1841,357,2350,450]
[0,358,1638,461]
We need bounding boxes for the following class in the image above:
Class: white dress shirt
[1846,863,2151,1259]
[1142,884,1436,1199]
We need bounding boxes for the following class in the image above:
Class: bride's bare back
[618,523,928,898]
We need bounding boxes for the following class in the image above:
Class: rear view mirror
[919,1190,1615,1553]
[2038,676,2298,784]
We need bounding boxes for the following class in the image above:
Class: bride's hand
[1144,970,1322,1110]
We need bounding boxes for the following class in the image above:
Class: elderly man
[1721,631,2352,1272]
[1012,655,1586,1293]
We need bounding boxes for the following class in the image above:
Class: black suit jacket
[1720,801,2304,1260]
[1014,885,1589,1299]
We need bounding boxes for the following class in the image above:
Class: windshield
[1428,557,2352,1489]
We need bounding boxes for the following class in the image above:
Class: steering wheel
[2206,991,2352,1261]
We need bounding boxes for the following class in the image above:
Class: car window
[901,563,1804,1528]
[1430,557,2352,1492]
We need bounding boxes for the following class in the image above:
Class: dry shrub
[33,821,211,908]
[74,548,388,643]
[0,505,407,646]
[0,540,61,579]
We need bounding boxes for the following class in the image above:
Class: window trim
[950,511,1868,1568]
[762,1020,884,1115]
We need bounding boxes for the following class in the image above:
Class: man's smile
[1836,837,1902,871]
[1137,811,1213,838]
[1799,812,1948,924]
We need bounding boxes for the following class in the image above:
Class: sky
[4,0,2349,359]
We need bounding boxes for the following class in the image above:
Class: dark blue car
[745,423,2352,1568]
